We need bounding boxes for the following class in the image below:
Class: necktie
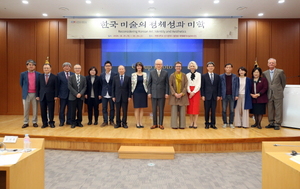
[270,70,274,81]
[45,74,49,84]
[120,75,124,86]
[76,75,80,92]
[158,70,160,77]
[210,73,214,84]
[66,72,69,80]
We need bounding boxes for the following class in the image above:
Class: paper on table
[0,153,23,166]
[290,155,300,164]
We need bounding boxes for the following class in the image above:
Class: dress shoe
[33,123,38,127]
[123,124,129,129]
[87,121,92,125]
[101,122,108,127]
[179,127,185,129]
[257,125,262,129]
[59,123,64,126]
[158,125,164,130]
[94,121,98,125]
[66,122,71,125]
[150,125,158,129]
[172,127,178,129]
[274,126,280,130]
[139,125,144,128]
[189,125,194,128]
[50,123,55,128]
[136,125,141,128]
[205,124,209,129]
[78,123,83,127]
[236,126,242,128]
[193,126,197,129]
[211,125,218,129]
[22,124,29,128]
[109,121,115,126]
[265,124,274,128]
[71,124,76,128]
[114,124,121,128]
[41,125,48,128]
[251,124,257,127]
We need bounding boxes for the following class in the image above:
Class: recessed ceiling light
[278,0,285,3]
[204,13,209,17]
[22,1,29,4]
[214,0,219,4]
[42,13,48,17]
[86,0,91,4]
[258,13,264,16]
[148,0,154,4]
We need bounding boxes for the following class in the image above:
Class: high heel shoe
[136,124,141,128]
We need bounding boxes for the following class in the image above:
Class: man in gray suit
[68,64,87,128]
[263,58,286,130]
[148,59,169,130]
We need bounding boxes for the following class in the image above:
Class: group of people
[20,58,286,130]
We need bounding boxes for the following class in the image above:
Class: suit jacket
[251,77,269,104]
[57,71,75,99]
[169,72,189,106]
[20,71,41,99]
[263,69,286,99]
[201,73,221,101]
[147,69,169,98]
[112,74,131,103]
[68,74,87,100]
[36,73,58,101]
[220,73,240,99]
[131,72,148,93]
[99,71,117,97]
[85,75,101,104]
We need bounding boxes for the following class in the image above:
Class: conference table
[0,138,45,189]
[262,141,300,189]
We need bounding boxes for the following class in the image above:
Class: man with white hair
[263,58,286,130]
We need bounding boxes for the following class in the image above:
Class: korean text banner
[67,18,238,39]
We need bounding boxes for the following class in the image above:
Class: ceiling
[1,0,300,19]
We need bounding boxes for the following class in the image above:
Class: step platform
[118,146,175,159]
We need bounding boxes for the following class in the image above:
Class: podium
[0,138,45,189]
[262,142,300,189]
[282,85,300,129]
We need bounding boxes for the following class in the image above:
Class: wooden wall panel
[270,20,300,84]
[7,20,37,114]
[256,20,271,71]
[246,20,258,73]
[203,40,220,74]
[0,21,8,114]
[222,20,247,71]
[49,21,59,71]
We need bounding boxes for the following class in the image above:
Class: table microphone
[273,144,300,147]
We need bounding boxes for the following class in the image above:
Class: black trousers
[40,99,55,125]
[59,98,72,124]
[86,98,99,122]
[70,98,83,125]
[204,99,217,125]
[102,97,114,123]
[151,98,166,125]
[115,99,128,126]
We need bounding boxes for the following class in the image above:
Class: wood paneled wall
[0,19,299,115]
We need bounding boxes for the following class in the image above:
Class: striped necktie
[76,75,80,92]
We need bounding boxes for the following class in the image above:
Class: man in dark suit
[68,64,87,128]
[20,59,41,128]
[201,62,221,129]
[57,62,74,126]
[99,61,117,127]
[112,65,131,128]
[36,64,58,128]
[147,59,169,130]
[263,58,286,130]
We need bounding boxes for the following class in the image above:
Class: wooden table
[0,138,45,189]
[262,141,300,189]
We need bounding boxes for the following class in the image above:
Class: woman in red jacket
[250,67,269,129]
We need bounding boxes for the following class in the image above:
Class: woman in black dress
[131,62,148,128]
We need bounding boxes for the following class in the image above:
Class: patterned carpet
[45,150,261,189]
